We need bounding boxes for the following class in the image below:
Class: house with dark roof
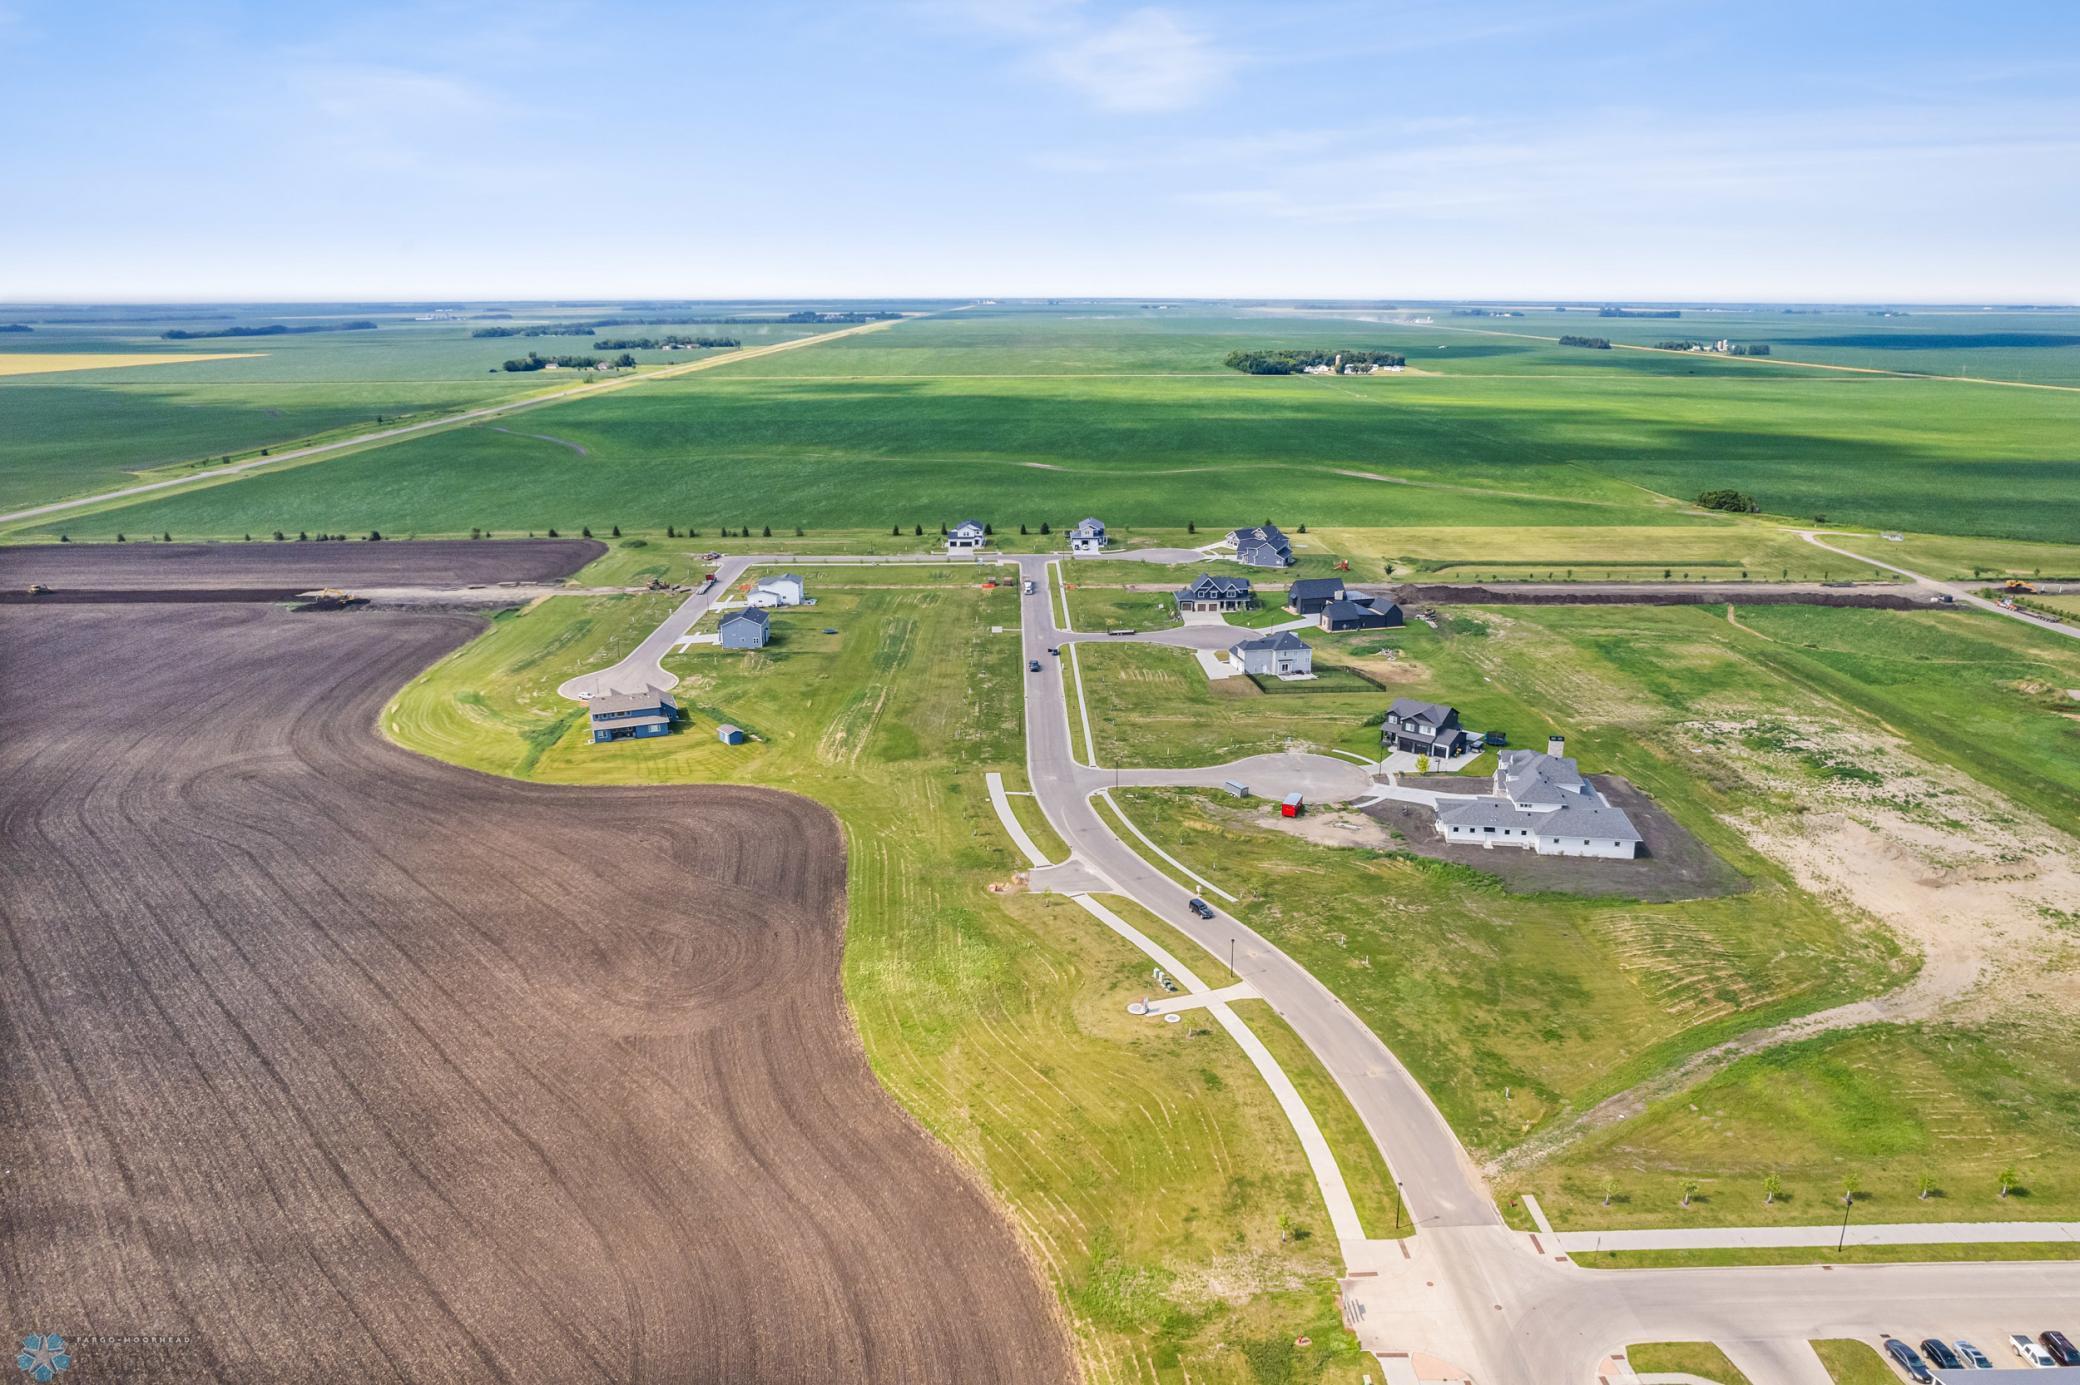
[1176,573,1255,612]
[1382,697,1469,758]
[1284,577,1347,614]
[945,519,988,552]
[1321,597,1402,632]
[720,607,770,649]
[1230,630,1313,678]
[1225,523,1294,568]
[1069,517,1108,554]
[1430,741,1642,858]
[589,688,679,743]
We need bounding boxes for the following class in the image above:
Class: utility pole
[1230,937,1236,974]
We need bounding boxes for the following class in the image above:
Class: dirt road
[0,591,1068,1381]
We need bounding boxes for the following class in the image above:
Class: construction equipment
[2002,579,2039,594]
[25,582,50,595]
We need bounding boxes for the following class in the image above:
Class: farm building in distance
[720,608,770,649]
[1225,522,1294,568]
[1176,573,1255,612]
[1230,630,1313,678]
[1430,739,1643,858]
[1069,517,1108,554]
[748,573,807,607]
[946,519,988,552]
[1383,698,1471,758]
[588,688,679,743]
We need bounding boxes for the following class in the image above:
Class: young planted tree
[1679,1179,1699,1210]
[1999,1165,2019,1198]
[1599,1176,1616,1207]
[1918,1173,1939,1201]
[1186,520,1196,535]
[1038,521,1049,535]
[611,525,621,538]
[1762,1173,1782,1206]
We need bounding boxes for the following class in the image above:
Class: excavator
[2002,579,2039,594]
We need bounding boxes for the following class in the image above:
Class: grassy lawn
[1111,784,1890,1156]
[1825,530,2080,580]
[1810,1339,1896,1385]
[384,571,1383,1381]
[1066,582,1183,632]
[1574,1241,2080,1269]
[1625,1342,1752,1384]
[1321,523,1891,584]
[1081,598,2080,1213]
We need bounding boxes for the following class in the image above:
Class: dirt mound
[0,602,1069,1383]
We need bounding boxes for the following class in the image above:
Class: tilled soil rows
[0,598,1069,1383]
[0,537,606,590]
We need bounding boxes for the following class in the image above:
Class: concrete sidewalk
[1554,1219,2080,1252]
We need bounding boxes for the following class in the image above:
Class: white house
[1230,630,1313,678]
[1069,517,1108,554]
[946,519,988,552]
[1430,737,1642,859]
[748,573,806,608]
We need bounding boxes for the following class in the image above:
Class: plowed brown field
[0,592,1069,1382]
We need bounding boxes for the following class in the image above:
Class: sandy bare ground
[0,596,1069,1382]
[1496,712,2080,1173]
[0,351,266,376]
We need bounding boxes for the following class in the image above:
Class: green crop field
[13,305,2079,546]
[381,561,1395,1381]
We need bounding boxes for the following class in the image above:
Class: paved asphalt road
[558,557,752,700]
[1011,553,2080,1383]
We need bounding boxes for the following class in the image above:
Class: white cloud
[934,1,1234,112]
[1035,7,1231,112]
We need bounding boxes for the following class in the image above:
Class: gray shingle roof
[723,608,769,628]
[1287,578,1344,601]
[1232,630,1310,654]
[588,687,678,716]
[1388,697,1456,727]
[1179,573,1253,600]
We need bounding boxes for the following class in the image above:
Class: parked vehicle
[1954,1340,1991,1369]
[2010,1333,2056,1367]
[1186,898,1214,919]
[1108,628,1136,636]
[25,582,49,595]
[1023,580,1036,595]
[1883,1339,1932,1382]
[2042,1330,2080,1366]
[1918,1339,1962,1371]
[1047,646,1059,656]
[1028,659,1042,673]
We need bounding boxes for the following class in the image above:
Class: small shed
[717,723,747,745]
[1221,779,1250,798]
[1280,792,1304,818]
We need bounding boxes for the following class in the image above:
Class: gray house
[1226,523,1294,568]
[1230,630,1313,678]
[1383,697,1470,758]
[1321,597,1402,632]
[945,519,988,552]
[1284,577,1348,614]
[589,687,678,743]
[1176,573,1255,612]
[720,608,770,649]
[1069,517,1108,554]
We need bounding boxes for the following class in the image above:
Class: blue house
[720,608,770,649]
[589,687,678,743]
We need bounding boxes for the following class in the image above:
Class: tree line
[162,321,377,339]
[1558,335,1611,349]
[1655,340,1772,356]
[498,352,634,372]
[1597,307,1681,319]
[590,335,741,350]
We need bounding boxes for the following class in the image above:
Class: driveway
[558,556,752,700]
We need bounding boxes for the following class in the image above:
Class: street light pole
[1838,1193,1852,1251]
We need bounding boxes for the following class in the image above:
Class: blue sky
[3,1,2076,301]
